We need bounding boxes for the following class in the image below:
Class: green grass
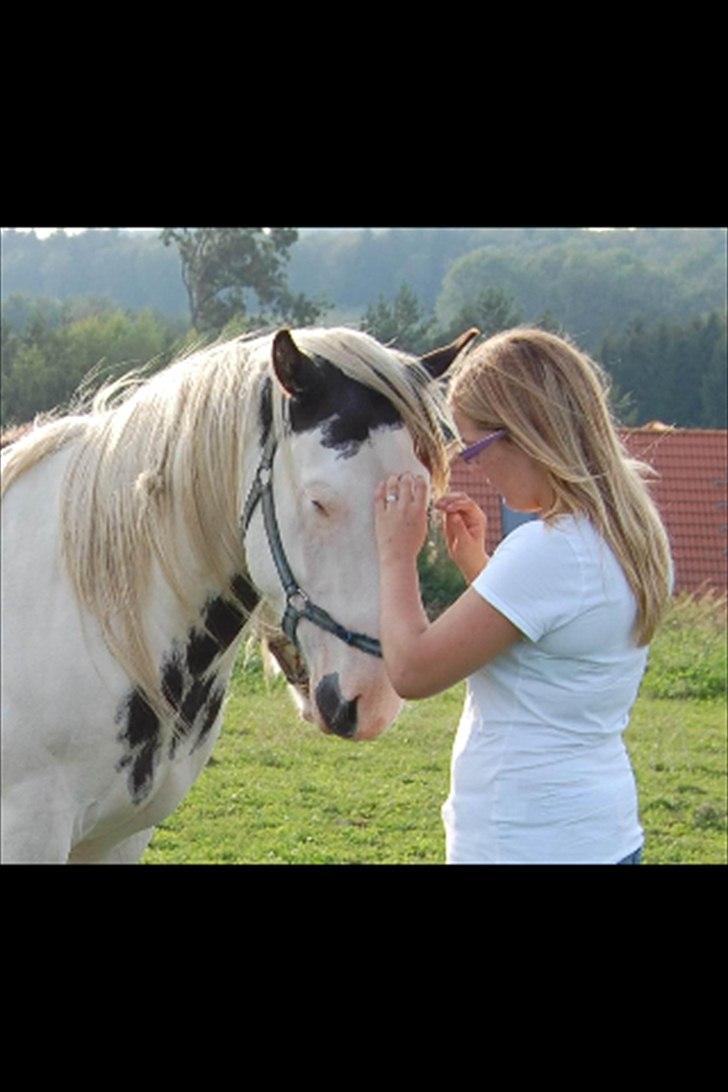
[641,592,727,700]
[143,594,727,865]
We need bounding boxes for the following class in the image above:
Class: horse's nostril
[315,673,359,739]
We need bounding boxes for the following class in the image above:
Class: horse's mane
[1,327,456,722]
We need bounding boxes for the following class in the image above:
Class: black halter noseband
[242,432,383,659]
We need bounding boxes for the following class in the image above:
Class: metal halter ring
[287,590,310,613]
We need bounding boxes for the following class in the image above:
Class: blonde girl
[374,327,672,864]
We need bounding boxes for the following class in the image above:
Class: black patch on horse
[186,629,219,678]
[288,355,402,457]
[192,686,225,753]
[259,376,273,444]
[162,650,185,712]
[230,573,260,614]
[165,573,258,762]
[205,591,245,648]
[178,674,216,733]
[163,660,219,760]
[185,575,257,677]
[116,689,162,805]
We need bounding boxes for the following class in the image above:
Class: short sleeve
[472,520,586,642]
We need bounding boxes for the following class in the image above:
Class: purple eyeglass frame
[459,429,507,463]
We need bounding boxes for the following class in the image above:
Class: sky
[8,228,154,238]
[7,227,631,239]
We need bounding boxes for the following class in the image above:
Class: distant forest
[1,227,726,429]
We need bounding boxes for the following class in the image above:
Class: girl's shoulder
[490,512,609,588]
[494,512,593,555]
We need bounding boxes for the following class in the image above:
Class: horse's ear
[419,327,480,380]
[272,329,318,398]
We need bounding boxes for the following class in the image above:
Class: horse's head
[243,326,478,741]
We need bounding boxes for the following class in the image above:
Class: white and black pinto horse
[1,325,477,864]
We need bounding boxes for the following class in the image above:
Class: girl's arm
[374,474,521,699]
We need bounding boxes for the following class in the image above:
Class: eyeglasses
[459,429,507,463]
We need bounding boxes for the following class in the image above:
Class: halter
[242,431,383,659]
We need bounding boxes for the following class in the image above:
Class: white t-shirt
[442,513,647,864]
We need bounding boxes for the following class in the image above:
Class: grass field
[143,594,727,865]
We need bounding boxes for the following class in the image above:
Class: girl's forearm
[378,555,430,694]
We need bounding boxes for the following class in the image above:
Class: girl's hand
[374,473,429,565]
[434,492,489,583]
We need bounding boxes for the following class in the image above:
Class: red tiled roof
[448,457,505,559]
[449,428,728,597]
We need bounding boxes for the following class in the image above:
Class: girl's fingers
[436,497,477,514]
[376,474,429,526]
[434,492,471,507]
[413,475,428,506]
[380,473,428,503]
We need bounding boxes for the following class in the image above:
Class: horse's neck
[164,373,269,627]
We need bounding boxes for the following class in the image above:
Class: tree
[359,283,434,353]
[597,310,727,428]
[535,310,562,335]
[0,300,183,428]
[699,311,727,428]
[160,228,326,333]
[434,239,696,352]
[435,286,523,345]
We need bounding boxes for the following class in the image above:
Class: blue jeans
[617,845,644,864]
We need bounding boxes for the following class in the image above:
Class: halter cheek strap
[242,434,383,659]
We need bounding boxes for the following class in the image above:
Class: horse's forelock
[283,327,455,495]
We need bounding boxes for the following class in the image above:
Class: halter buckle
[287,589,309,614]
[256,464,273,490]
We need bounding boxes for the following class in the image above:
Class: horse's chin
[350,712,400,742]
[287,677,403,742]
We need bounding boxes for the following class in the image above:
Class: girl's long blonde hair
[449,327,673,646]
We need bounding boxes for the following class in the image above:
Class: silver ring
[385,493,398,504]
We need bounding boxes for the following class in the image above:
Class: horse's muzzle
[315,673,359,739]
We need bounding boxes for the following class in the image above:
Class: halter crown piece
[242,431,383,658]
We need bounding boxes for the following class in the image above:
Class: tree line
[1,227,726,430]
[3,227,725,348]
[360,284,726,428]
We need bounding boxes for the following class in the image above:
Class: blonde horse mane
[1,327,456,726]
